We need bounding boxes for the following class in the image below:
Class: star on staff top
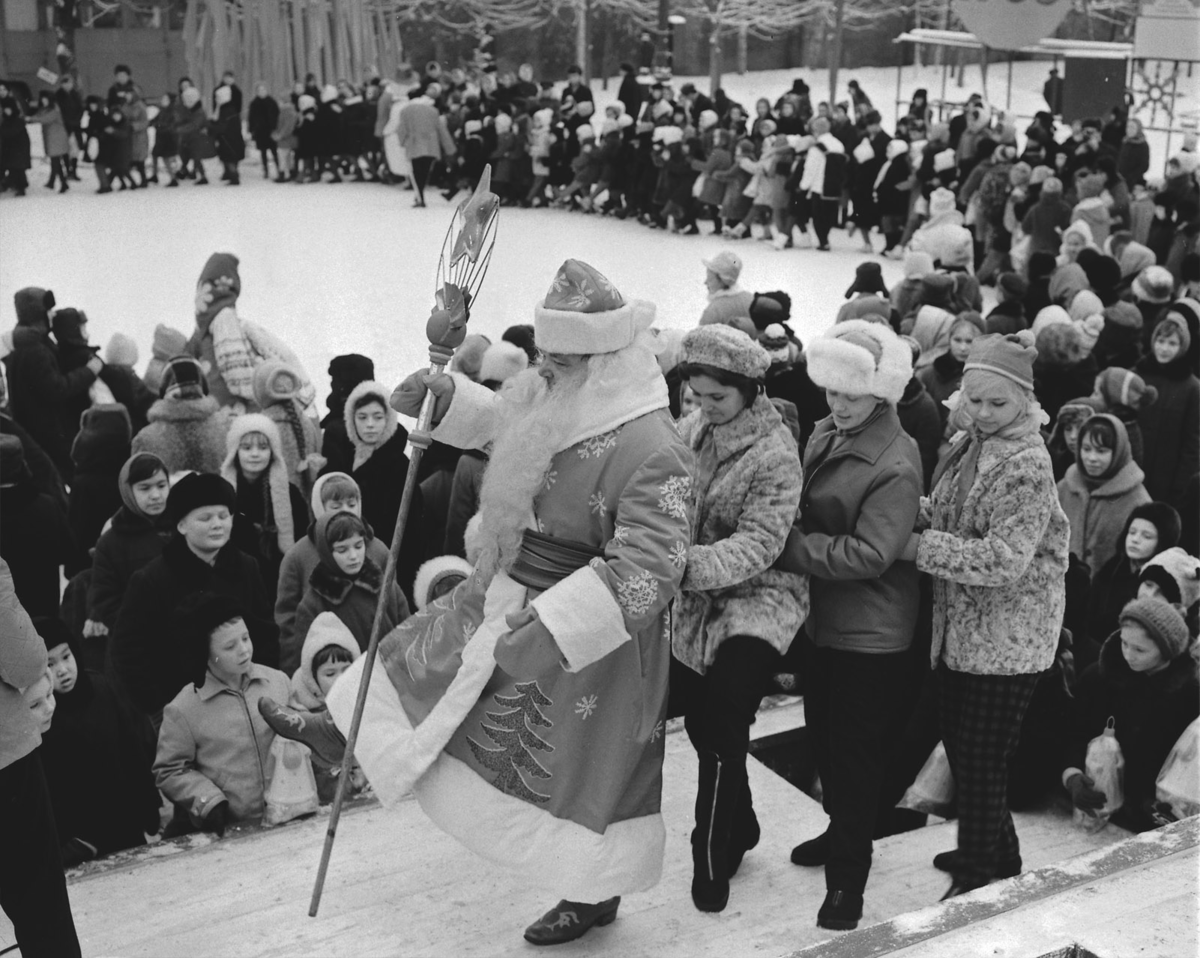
[449,167,500,269]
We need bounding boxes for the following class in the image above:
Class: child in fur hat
[1139,547,1200,638]
[102,332,155,433]
[220,413,310,607]
[252,359,324,504]
[292,511,409,657]
[1064,596,1198,832]
[1135,313,1200,506]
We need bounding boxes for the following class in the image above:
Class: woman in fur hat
[905,331,1070,899]
[220,414,309,607]
[775,319,923,930]
[670,325,807,915]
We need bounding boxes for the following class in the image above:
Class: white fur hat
[576,124,595,141]
[478,341,529,385]
[807,319,912,405]
[1140,547,1200,612]
[933,149,957,173]
[321,84,339,103]
[929,187,957,218]
[414,555,474,611]
[653,125,683,146]
[297,94,316,112]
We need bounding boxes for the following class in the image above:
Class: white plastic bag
[1156,717,1200,821]
[1075,716,1124,833]
[263,737,319,826]
[898,741,955,817]
[853,138,875,164]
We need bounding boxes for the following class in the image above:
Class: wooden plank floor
[2,707,1134,958]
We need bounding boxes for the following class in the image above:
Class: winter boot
[727,786,760,878]
[258,697,347,765]
[817,889,863,931]
[690,751,744,913]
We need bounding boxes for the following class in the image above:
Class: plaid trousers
[938,664,1039,884]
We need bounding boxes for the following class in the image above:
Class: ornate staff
[309,168,501,917]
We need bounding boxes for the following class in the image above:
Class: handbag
[263,736,320,826]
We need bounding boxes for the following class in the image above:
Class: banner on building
[951,0,1071,51]
[1134,0,1200,62]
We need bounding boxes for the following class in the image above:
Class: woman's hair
[352,392,386,415]
[126,453,168,486]
[326,512,367,546]
[319,474,359,505]
[676,361,762,407]
[312,643,355,678]
[1078,416,1116,452]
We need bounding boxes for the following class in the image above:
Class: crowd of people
[1,63,1200,956]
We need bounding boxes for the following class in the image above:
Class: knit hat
[698,109,718,131]
[1093,367,1158,411]
[1082,255,1121,296]
[152,324,188,360]
[845,262,889,299]
[1029,165,1052,186]
[964,329,1038,391]
[1032,305,1073,338]
[759,324,792,364]
[985,301,1026,336]
[449,333,491,381]
[195,252,241,325]
[1103,301,1142,331]
[478,341,529,386]
[105,332,139,367]
[160,355,208,399]
[413,555,474,611]
[807,319,912,404]
[35,616,74,654]
[1041,176,1063,194]
[252,359,303,409]
[0,434,30,486]
[748,292,790,330]
[167,471,236,525]
[1132,265,1175,304]
[51,308,88,346]
[1118,242,1157,279]
[997,272,1029,301]
[702,250,743,287]
[1139,547,1200,611]
[904,250,935,280]
[681,324,770,380]
[1119,596,1190,661]
[1153,312,1192,353]
[14,287,54,327]
[328,353,375,397]
[534,260,655,355]
[1068,290,1104,325]
[929,187,957,218]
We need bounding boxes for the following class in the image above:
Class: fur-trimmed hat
[105,332,139,367]
[14,287,55,328]
[219,413,295,553]
[1132,265,1175,304]
[1119,596,1191,661]
[478,341,529,386]
[1126,501,1183,555]
[681,324,770,380]
[845,261,889,299]
[1140,547,1200,612]
[252,359,304,408]
[160,355,209,399]
[997,272,1029,301]
[807,319,912,404]
[344,381,398,470]
[534,260,655,355]
[167,471,236,525]
[414,555,474,611]
[290,612,361,709]
[1093,367,1158,411]
[965,329,1038,391]
[1069,290,1105,325]
[1032,305,1072,338]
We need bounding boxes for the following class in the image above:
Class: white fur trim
[463,512,484,565]
[219,412,295,552]
[531,563,630,673]
[414,555,475,611]
[807,319,912,405]
[430,373,498,452]
[344,381,399,471]
[326,572,528,803]
[534,299,656,356]
[478,341,529,385]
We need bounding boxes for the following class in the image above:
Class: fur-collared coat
[131,394,230,475]
[1058,459,1150,578]
[293,555,409,657]
[674,395,807,672]
[918,428,1070,675]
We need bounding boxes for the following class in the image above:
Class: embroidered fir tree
[467,681,555,805]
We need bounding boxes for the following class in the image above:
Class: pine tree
[467,681,555,805]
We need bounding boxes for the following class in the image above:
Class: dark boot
[258,697,346,765]
[790,829,830,867]
[727,786,760,878]
[690,751,742,913]
[817,889,863,931]
[523,897,620,946]
[932,849,1021,879]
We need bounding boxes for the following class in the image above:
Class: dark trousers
[802,635,906,893]
[411,155,435,203]
[938,664,1038,883]
[0,751,82,958]
[810,196,838,247]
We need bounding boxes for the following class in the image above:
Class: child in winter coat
[918,312,981,431]
[1135,313,1200,508]
[1138,547,1200,638]
[220,414,310,607]
[1058,414,1150,578]
[1063,597,1198,832]
[143,324,188,396]
[716,138,756,233]
[123,90,150,187]
[287,611,363,802]
[275,472,391,671]
[37,616,160,865]
[132,356,230,474]
[85,452,173,638]
[95,101,134,193]
[103,333,155,433]
[1088,501,1181,647]
[67,404,132,567]
[1046,399,1100,482]
[1089,367,1157,467]
[149,93,179,185]
[1021,177,1073,256]
[155,592,291,833]
[292,511,409,656]
[33,91,69,193]
[252,360,324,505]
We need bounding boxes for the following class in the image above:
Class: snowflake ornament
[575,694,599,719]
[589,492,607,515]
[650,720,665,743]
[544,469,558,489]
[578,429,621,460]
[657,475,691,520]
[669,542,688,568]
[611,524,631,547]
[617,569,658,617]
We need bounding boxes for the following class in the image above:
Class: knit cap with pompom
[1119,596,1190,661]
[964,329,1038,390]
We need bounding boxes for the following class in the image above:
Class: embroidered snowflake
[575,694,599,720]
[578,429,620,460]
[657,475,691,520]
[617,569,658,617]
[610,524,631,548]
[462,621,477,642]
[194,282,214,315]
[669,542,688,568]
[536,516,546,533]
[543,469,558,489]
[589,492,607,515]
[650,720,665,743]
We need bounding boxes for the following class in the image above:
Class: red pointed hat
[535,260,656,355]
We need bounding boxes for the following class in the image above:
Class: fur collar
[146,394,222,423]
[687,393,785,463]
[1097,632,1199,696]
[343,380,399,471]
[309,555,383,605]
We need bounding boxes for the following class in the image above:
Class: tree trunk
[708,21,721,94]
[737,24,747,75]
[829,0,845,108]
[576,0,590,82]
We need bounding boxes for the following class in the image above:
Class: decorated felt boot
[258,697,346,765]
[523,897,620,945]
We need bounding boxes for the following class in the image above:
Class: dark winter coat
[100,364,156,434]
[897,377,943,491]
[1068,635,1199,831]
[1135,353,1200,508]
[87,505,172,629]
[41,667,160,858]
[131,395,230,475]
[109,536,278,716]
[4,325,98,480]
[0,98,31,173]
[764,352,829,451]
[696,144,733,206]
[212,106,245,164]
[875,153,911,220]
[247,95,280,150]
[0,413,68,514]
[150,103,179,158]
[98,110,133,173]
[55,87,84,134]
[917,351,963,431]
[1034,355,1099,423]
[67,405,132,565]
[293,552,408,662]
[1022,192,1074,256]
[176,102,216,161]
[779,402,923,654]
[227,470,309,607]
[444,449,486,559]
[0,476,75,618]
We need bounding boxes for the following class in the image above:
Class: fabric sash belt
[507,529,604,592]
